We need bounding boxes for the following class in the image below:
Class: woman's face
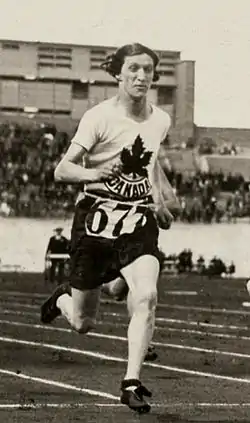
[118,53,154,99]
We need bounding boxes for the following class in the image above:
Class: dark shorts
[69,195,160,290]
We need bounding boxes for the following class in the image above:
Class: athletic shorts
[69,195,160,290]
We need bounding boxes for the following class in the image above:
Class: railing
[46,254,179,274]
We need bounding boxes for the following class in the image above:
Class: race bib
[84,199,148,239]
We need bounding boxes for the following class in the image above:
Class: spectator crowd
[164,168,250,223]
[163,249,236,277]
[1,121,250,223]
[0,122,77,217]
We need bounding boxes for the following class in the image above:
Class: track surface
[0,272,250,422]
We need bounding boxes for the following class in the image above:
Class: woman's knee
[134,288,158,310]
[70,286,100,333]
[103,278,128,301]
[71,315,96,333]
[111,281,129,301]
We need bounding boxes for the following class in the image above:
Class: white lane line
[2,301,250,332]
[0,336,125,363]
[1,318,250,360]
[164,291,198,296]
[2,308,250,343]
[0,369,119,400]
[163,326,250,342]
[105,311,250,332]
[157,303,250,316]
[1,309,39,317]
[1,335,250,385]
[0,403,120,409]
[1,402,250,409]
[1,302,37,309]
[0,291,46,299]
[1,290,250,315]
[155,316,249,331]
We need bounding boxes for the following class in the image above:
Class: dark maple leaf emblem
[120,135,153,179]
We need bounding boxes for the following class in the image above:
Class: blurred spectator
[227,261,236,275]
[207,256,227,277]
[45,227,69,285]
[0,199,12,217]
[219,142,239,156]
[0,121,77,218]
[196,255,206,274]
[177,249,193,273]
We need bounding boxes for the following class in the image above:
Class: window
[160,51,179,59]
[39,109,71,115]
[38,54,54,60]
[38,46,54,53]
[55,55,72,60]
[37,45,72,69]
[158,61,175,76]
[55,63,71,69]
[158,70,175,76]
[91,57,105,62]
[38,62,54,68]
[158,87,174,105]
[2,42,20,50]
[55,47,72,54]
[90,64,101,70]
[72,81,89,100]
[90,48,107,69]
[159,61,176,67]
[0,106,22,112]
[0,75,23,81]
[90,48,106,56]
[38,45,72,52]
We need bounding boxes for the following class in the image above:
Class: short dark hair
[100,43,160,82]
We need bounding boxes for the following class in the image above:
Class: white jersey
[72,97,171,205]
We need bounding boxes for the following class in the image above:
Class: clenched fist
[154,205,173,230]
[88,163,119,182]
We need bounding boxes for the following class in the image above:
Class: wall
[0,39,195,131]
[196,126,250,148]
[173,60,195,144]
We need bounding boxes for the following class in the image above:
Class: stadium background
[1,39,250,247]
[1,39,250,422]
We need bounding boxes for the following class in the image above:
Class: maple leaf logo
[120,135,153,179]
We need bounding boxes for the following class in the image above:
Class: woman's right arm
[54,143,114,184]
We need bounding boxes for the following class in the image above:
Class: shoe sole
[144,353,158,362]
[121,400,151,414]
[121,394,151,414]
[40,300,60,324]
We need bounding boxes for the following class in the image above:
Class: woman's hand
[88,164,118,182]
[154,205,174,230]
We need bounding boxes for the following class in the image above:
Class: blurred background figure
[45,227,69,286]
[177,249,193,273]
[196,255,206,274]
[207,256,227,277]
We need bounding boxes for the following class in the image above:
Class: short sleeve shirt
[72,97,171,204]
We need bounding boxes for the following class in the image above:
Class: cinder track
[0,272,250,422]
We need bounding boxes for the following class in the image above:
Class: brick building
[0,39,195,140]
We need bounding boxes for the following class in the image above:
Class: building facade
[0,39,195,140]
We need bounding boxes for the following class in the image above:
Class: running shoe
[41,282,70,324]
[120,379,152,413]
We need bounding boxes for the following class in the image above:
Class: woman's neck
[115,91,150,121]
